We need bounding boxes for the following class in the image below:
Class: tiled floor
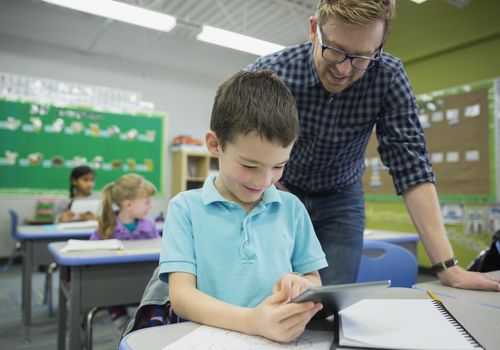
[0,264,123,350]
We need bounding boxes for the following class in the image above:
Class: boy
[159,70,327,342]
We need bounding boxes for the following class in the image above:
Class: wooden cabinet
[171,151,218,197]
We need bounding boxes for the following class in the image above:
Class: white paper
[464,103,480,118]
[339,299,477,349]
[465,150,480,161]
[446,108,460,125]
[70,199,101,215]
[56,220,98,230]
[431,111,444,122]
[61,238,124,252]
[162,325,333,350]
[418,114,430,129]
[431,152,444,164]
[446,151,459,163]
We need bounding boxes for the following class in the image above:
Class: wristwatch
[430,257,458,274]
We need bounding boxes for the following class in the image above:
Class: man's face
[310,15,385,94]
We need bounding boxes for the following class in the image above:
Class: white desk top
[48,238,161,266]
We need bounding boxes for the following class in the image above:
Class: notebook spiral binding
[431,300,483,348]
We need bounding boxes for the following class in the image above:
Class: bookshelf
[171,151,218,198]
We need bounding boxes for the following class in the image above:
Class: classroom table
[364,229,419,256]
[119,286,499,350]
[17,223,95,342]
[48,238,162,350]
[413,270,500,350]
[414,270,500,309]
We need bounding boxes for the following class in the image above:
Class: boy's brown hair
[210,69,299,149]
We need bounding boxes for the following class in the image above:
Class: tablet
[291,280,390,316]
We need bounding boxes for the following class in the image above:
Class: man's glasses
[316,23,382,70]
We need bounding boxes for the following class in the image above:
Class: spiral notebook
[335,299,483,350]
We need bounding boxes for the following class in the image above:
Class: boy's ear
[205,130,220,157]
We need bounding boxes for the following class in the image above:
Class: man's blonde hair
[316,0,396,38]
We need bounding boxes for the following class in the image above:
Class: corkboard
[363,82,495,202]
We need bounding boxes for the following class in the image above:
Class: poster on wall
[441,203,464,224]
[487,205,500,233]
[464,206,487,235]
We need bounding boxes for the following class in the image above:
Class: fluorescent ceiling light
[197,25,285,56]
[410,0,428,3]
[41,0,176,32]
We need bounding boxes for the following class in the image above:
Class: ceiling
[0,0,499,80]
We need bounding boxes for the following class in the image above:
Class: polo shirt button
[244,240,249,246]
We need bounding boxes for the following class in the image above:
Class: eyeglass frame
[316,23,383,70]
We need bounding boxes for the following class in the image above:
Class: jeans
[289,180,365,285]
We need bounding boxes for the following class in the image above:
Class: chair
[1,209,22,272]
[356,240,418,288]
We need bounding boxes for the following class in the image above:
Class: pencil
[427,289,442,303]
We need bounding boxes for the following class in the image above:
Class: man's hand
[249,280,323,343]
[438,266,500,291]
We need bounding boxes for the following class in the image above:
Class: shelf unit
[171,151,218,197]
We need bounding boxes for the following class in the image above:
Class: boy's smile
[206,131,293,212]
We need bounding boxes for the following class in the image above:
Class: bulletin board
[0,98,166,195]
[363,79,498,203]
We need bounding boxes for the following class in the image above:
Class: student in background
[54,165,96,222]
[159,70,327,343]
[91,173,159,330]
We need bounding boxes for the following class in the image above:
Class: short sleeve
[159,195,197,282]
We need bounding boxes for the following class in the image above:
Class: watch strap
[430,257,458,274]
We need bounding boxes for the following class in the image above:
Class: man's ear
[309,16,318,43]
[205,130,221,157]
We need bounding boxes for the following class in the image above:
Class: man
[248,0,499,290]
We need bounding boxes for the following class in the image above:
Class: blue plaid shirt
[247,42,434,195]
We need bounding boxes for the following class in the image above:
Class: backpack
[467,230,500,272]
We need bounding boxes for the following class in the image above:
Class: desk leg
[69,267,82,350]
[21,240,32,343]
[58,265,67,350]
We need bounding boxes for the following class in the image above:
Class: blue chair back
[8,209,20,241]
[356,240,418,288]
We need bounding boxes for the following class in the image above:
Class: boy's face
[206,131,293,212]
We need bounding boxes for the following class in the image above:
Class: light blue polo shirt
[159,175,327,308]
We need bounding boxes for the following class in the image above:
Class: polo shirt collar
[201,174,282,207]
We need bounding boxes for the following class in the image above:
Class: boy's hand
[249,280,323,343]
[272,273,316,300]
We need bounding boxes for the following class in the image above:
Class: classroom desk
[49,238,162,350]
[119,286,498,350]
[364,229,419,255]
[413,270,500,350]
[17,223,95,342]
[414,270,500,309]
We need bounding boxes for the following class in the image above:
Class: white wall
[0,32,254,257]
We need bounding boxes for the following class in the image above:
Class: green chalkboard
[0,98,166,195]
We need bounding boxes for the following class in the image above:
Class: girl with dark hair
[54,165,96,222]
